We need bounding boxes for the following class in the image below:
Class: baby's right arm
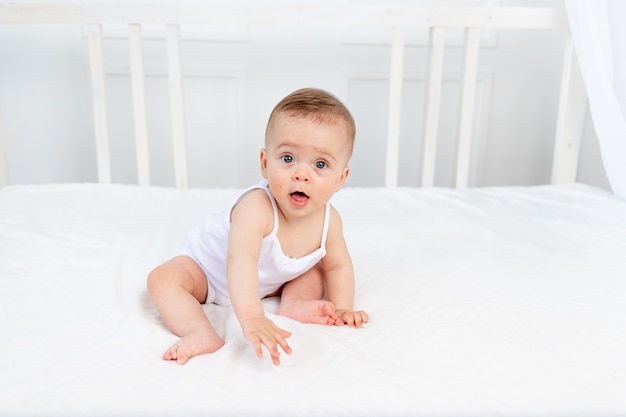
[226,190,292,365]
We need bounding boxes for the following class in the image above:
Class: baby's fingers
[266,342,281,366]
[276,329,293,355]
[260,330,292,366]
[360,311,369,325]
[345,314,357,328]
[353,310,368,328]
[255,343,264,358]
[338,311,368,328]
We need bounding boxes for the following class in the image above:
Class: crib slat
[551,33,587,184]
[87,24,112,184]
[128,24,151,186]
[454,28,481,189]
[421,27,445,188]
[385,26,405,188]
[166,24,189,189]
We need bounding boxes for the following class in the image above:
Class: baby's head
[265,88,355,161]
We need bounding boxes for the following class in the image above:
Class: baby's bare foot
[163,326,225,365]
[277,300,337,325]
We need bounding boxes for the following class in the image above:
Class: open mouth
[290,191,309,206]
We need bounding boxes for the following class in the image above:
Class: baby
[147,88,368,366]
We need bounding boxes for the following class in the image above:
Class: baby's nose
[294,166,310,182]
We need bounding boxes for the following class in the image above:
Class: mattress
[1,183,625,416]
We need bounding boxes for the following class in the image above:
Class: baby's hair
[265,88,356,156]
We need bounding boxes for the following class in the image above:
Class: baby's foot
[163,325,225,365]
[277,300,337,325]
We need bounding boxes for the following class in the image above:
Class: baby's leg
[277,264,337,325]
[147,256,224,364]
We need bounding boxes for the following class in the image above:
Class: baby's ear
[259,148,268,178]
[336,165,350,191]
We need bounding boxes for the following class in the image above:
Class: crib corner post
[551,31,587,185]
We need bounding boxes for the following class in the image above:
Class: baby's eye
[281,155,294,163]
[315,161,328,169]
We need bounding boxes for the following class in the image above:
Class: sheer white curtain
[565,0,626,200]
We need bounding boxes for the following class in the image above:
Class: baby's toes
[176,351,191,365]
[163,344,178,361]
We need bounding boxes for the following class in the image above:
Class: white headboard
[0,2,586,189]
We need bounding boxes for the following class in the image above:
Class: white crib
[0,2,587,189]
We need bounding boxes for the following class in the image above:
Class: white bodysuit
[181,180,330,306]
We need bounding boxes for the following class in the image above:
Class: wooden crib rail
[0,3,586,189]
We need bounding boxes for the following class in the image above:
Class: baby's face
[260,114,351,219]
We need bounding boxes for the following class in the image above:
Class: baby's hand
[240,316,292,365]
[334,310,368,328]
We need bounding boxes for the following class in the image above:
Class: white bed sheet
[1,183,625,416]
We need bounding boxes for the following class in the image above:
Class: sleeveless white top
[181,180,330,306]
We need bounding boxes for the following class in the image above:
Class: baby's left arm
[321,207,368,328]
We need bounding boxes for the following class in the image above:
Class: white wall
[0,0,610,190]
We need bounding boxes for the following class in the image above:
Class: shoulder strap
[259,180,279,236]
[320,202,331,247]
